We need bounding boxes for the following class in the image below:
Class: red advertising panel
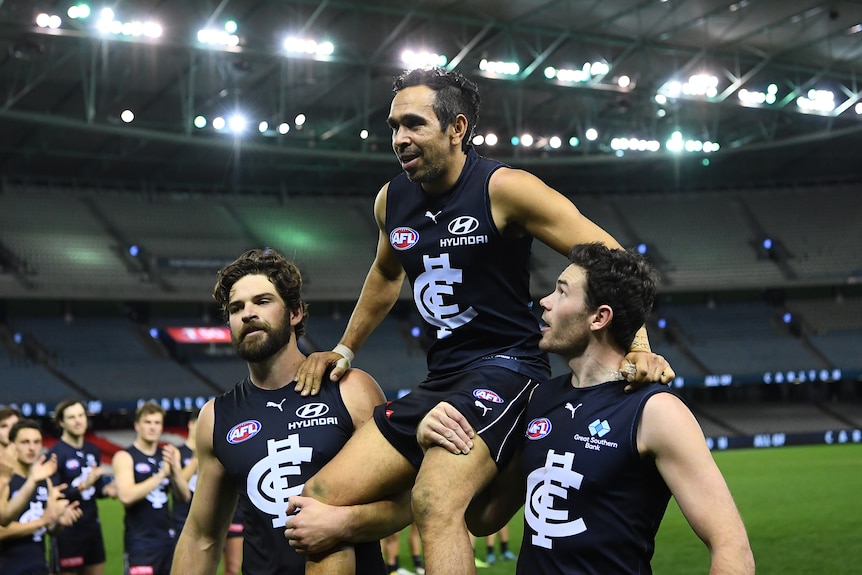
[165,326,231,343]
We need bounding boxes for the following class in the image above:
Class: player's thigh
[413,434,498,515]
[304,418,416,505]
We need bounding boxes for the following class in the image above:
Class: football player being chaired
[171,248,393,575]
[288,66,674,575]
[417,243,754,574]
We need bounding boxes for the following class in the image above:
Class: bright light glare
[485,133,498,146]
[120,109,134,123]
[193,115,207,128]
[521,134,534,147]
[278,123,290,134]
[472,135,485,146]
[618,75,631,88]
[284,37,334,56]
[225,20,238,34]
[212,117,226,130]
[258,121,269,133]
[360,129,369,140]
[36,13,62,28]
[549,136,562,149]
[401,49,447,68]
[295,114,306,127]
[228,115,247,133]
[585,128,598,141]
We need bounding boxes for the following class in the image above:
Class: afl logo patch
[448,216,479,235]
[390,227,419,250]
[66,459,81,471]
[473,389,504,404]
[296,403,330,418]
[134,462,152,474]
[227,420,261,444]
[527,418,552,440]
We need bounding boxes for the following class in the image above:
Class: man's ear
[451,114,468,146]
[289,307,304,327]
[590,304,614,332]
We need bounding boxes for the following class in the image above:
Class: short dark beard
[233,320,293,362]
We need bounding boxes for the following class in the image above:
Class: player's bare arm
[490,168,673,384]
[294,184,406,396]
[112,450,168,507]
[285,368,412,553]
[172,401,238,575]
[639,393,754,574]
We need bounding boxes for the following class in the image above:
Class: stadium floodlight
[401,49,447,68]
[36,13,62,28]
[484,133,498,146]
[212,116,226,130]
[360,129,369,140]
[294,114,306,127]
[549,136,562,149]
[258,121,269,133]
[585,128,598,141]
[228,114,247,134]
[120,109,134,123]
[471,134,484,146]
[283,37,334,57]
[68,4,91,20]
[479,59,520,77]
[278,122,290,134]
[797,89,835,114]
[520,134,534,147]
[510,136,520,146]
[193,115,207,128]
[569,136,580,147]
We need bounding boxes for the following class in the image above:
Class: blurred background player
[0,419,82,575]
[112,402,190,575]
[49,399,117,575]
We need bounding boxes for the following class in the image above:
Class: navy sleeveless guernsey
[518,377,673,574]
[212,377,385,574]
[0,475,51,574]
[385,147,548,380]
[122,445,176,552]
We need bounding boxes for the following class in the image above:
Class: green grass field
[96,443,862,574]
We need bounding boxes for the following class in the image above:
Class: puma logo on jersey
[266,399,287,412]
[425,210,442,223]
[565,402,582,418]
[474,400,492,416]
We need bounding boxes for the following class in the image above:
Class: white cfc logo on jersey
[413,254,478,339]
[525,450,586,549]
[247,434,313,527]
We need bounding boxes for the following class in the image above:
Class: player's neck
[420,151,467,197]
[567,347,627,388]
[61,432,84,449]
[247,344,305,390]
[133,437,159,455]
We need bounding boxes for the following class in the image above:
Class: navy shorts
[373,365,538,469]
[124,543,175,575]
[50,520,106,571]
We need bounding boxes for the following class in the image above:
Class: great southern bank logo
[227,420,262,444]
[588,419,611,437]
[390,227,419,250]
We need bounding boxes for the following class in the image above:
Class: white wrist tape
[332,344,355,371]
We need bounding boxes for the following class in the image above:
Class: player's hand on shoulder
[622,351,674,392]
[417,402,475,455]
[295,351,349,397]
